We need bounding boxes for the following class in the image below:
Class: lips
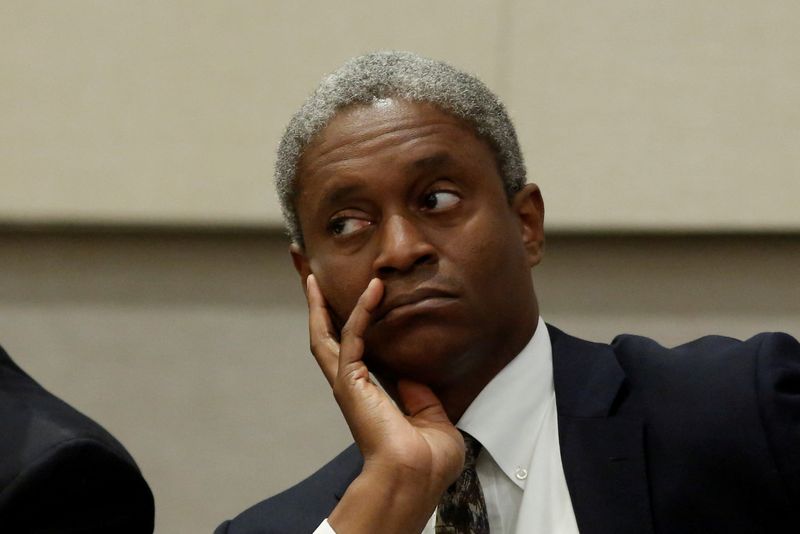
[375,286,458,323]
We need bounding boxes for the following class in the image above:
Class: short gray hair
[275,51,527,245]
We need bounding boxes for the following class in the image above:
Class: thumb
[396,379,452,424]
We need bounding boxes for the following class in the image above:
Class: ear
[511,183,545,267]
[290,243,312,295]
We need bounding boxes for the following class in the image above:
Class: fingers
[396,380,452,425]
[307,275,384,386]
[339,278,383,373]
[306,274,340,385]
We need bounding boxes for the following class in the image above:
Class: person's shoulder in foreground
[0,344,155,533]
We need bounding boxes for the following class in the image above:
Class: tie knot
[461,431,482,470]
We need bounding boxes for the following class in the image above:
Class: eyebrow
[317,152,456,209]
[407,152,453,172]
[320,183,366,209]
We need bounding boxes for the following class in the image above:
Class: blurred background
[1,1,798,532]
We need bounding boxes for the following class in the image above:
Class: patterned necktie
[435,431,490,533]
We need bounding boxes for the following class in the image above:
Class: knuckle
[310,338,329,356]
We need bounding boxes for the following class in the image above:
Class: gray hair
[275,51,527,245]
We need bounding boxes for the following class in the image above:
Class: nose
[372,214,436,277]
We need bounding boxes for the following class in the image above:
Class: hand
[306,274,465,533]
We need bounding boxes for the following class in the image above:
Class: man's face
[291,99,543,388]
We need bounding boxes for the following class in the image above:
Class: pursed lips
[375,286,458,323]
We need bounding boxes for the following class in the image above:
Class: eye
[328,216,372,237]
[422,190,460,211]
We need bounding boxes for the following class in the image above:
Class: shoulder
[551,325,799,452]
[606,330,799,402]
[0,345,154,532]
[609,331,800,400]
[611,330,799,366]
[216,444,363,534]
[548,326,800,422]
[0,344,141,483]
[608,332,800,513]
[0,437,155,532]
[607,331,797,384]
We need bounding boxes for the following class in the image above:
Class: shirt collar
[456,316,553,489]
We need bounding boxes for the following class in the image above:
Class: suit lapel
[549,325,654,534]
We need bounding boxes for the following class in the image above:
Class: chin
[365,327,473,386]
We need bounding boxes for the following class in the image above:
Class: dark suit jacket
[216,325,800,533]
[0,345,155,533]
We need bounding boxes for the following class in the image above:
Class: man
[217,52,799,533]
[0,344,154,532]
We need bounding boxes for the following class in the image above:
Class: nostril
[376,265,398,277]
[414,253,434,267]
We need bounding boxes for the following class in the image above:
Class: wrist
[328,465,442,534]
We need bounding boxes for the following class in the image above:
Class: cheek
[309,256,368,326]
[454,210,527,285]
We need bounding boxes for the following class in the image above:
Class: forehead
[295,99,498,198]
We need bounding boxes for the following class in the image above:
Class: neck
[434,311,540,422]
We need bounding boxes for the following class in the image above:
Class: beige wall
[2,1,799,229]
[0,231,797,532]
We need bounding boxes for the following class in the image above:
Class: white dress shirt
[315,317,579,533]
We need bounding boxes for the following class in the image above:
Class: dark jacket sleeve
[0,436,155,533]
[755,332,800,504]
